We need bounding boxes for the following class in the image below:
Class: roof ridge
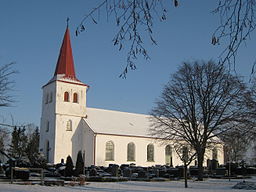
[87,107,149,117]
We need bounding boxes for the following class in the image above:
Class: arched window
[66,120,72,131]
[127,142,135,161]
[73,93,78,103]
[165,145,173,166]
[64,91,69,102]
[46,121,50,132]
[105,141,114,161]
[182,146,189,162]
[147,144,154,162]
[212,147,218,160]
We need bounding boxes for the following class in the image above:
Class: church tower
[39,26,88,163]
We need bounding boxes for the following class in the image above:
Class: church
[39,26,224,167]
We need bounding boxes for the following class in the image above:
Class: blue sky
[0,0,255,126]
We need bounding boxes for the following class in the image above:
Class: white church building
[39,26,224,167]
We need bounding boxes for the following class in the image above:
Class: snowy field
[0,177,255,192]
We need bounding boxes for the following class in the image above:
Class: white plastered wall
[83,121,95,167]
[94,134,224,167]
[53,118,95,165]
[54,115,84,163]
[55,80,87,116]
[94,134,182,167]
[39,81,56,163]
[40,79,88,164]
[53,80,88,164]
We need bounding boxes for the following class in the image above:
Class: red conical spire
[54,26,77,80]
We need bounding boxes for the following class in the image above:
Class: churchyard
[0,176,256,192]
[0,159,256,190]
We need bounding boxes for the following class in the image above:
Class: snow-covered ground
[0,177,255,192]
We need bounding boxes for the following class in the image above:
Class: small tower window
[46,121,49,132]
[45,93,49,104]
[64,92,69,102]
[49,92,53,103]
[73,93,78,103]
[66,120,72,131]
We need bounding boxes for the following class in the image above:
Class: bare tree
[76,0,175,78]
[0,127,9,151]
[77,1,255,77]
[251,142,256,164]
[0,62,17,107]
[150,60,247,180]
[212,0,256,69]
[233,77,256,164]
[244,78,256,136]
[0,127,9,163]
[173,144,196,188]
[0,61,17,161]
[221,129,250,163]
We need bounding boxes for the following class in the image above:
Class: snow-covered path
[0,178,255,192]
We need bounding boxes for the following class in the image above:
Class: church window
[64,91,69,102]
[66,120,72,131]
[165,145,173,166]
[212,147,218,160]
[105,141,114,161]
[147,144,154,162]
[46,121,49,132]
[49,92,53,103]
[73,93,78,103]
[45,93,49,104]
[127,142,135,161]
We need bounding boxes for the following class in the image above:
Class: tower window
[46,121,50,132]
[73,93,78,103]
[49,92,53,103]
[66,120,72,131]
[45,93,49,104]
[64,92,69,102]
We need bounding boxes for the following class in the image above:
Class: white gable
[85,108,152,138]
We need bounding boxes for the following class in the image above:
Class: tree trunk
[184,164,188,188]
[197,153,204,181]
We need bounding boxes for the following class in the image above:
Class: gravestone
[137,168,146,178]
[89,168,97,176]
[123,167,132,177]
[189,166,199,176]
[110,164,119,177]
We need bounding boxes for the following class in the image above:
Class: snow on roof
[85,108,153,138]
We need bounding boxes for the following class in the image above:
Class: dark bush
[65,155,74,177]
[75,151,84,176]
